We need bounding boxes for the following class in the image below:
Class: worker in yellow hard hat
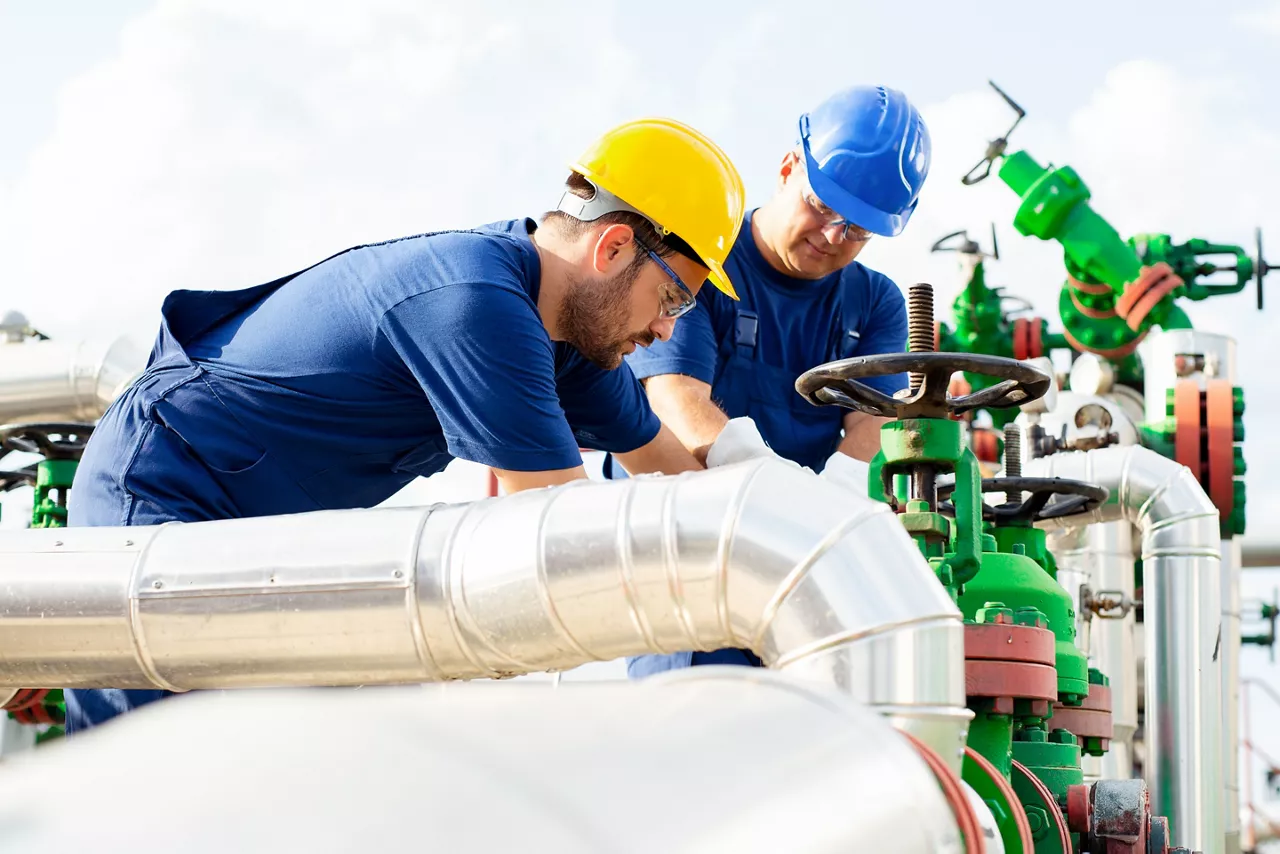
[65,117,746,733]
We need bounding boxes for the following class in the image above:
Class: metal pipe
[1222,537,1243,854]
[0,673,968,853]
[0,335,144,423]
[1053,521,1138,781]
[1028,446,1223,853]
[0,458,969,761]
[1241,538,1280,568]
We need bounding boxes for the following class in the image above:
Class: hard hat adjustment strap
[555,179,671,237]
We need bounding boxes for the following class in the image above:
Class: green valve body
[960,525,1088,701]
[869,417,981,594]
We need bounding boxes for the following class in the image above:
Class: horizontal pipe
[0,336,144,424]
[1029,446,1223,852]
[0,459,969,760]
[0,673,966,852]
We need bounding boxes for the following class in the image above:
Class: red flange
[965,622,1056,665]
[1011,761,1072,852]
[965,747,1034,853]
[1206,379,1236,521]
[903,732,986,854]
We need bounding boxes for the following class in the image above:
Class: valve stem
[1003,423,1023,505]
[907,283,936,393]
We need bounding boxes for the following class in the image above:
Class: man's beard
[559,264,652,370]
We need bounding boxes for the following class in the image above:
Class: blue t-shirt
[624,209,907,470]
[78,218,662,522]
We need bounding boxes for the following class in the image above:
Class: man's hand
[491,465,587,494]
[614,424,703,476]
[639,374,729,464]
[838,410,890,462]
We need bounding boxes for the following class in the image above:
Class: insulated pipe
[0,336,145,423]
[1052,521,1139,782]
[1028,446,1223,853]
[0,674,968,853]
[0,458,969,762]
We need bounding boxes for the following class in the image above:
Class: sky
[3,0,1280,834]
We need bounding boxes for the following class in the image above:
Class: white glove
[706,417,793,469]
[819,451,869,496]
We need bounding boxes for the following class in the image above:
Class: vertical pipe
[1222,538,1242,854]
[1031,446,1223,851]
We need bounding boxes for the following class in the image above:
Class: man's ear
[778,150,802,193]
[590,222,638,274]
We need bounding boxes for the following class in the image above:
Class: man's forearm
[642,375,729,464]
[615,424,704,475]
[837,413,889,462]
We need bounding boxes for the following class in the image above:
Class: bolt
[1003,423,1023,504]
[1018,726,1049,743]
[977,603,1014,625]
[124,539,134,547]
[1014,606,1048,629]
[153,580,163,590]
[393,569,404,579]
[907,283,935,393]
[1088,667,1109,687]
[1024,805,1050,840]
[1049,728,1078,746]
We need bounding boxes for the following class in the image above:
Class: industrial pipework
[0,674,977,853]
[1029,445,1223,853]
[0,458,970,763]
[0,323,143,424]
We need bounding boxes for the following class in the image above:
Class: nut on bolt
[1014,606,1048,629]
[976,602,1014,625]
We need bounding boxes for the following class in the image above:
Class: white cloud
[1234,1,1280,34]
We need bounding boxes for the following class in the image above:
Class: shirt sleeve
[376,283,582,472]
[555,349,662,454]
[855,273,909,396]
[623,296,719,385]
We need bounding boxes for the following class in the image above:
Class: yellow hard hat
[567,118,745,300]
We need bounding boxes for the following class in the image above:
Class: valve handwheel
[0,422,95,461]
[796,352,1051,420]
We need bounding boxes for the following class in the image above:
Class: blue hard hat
[798,86,931,237]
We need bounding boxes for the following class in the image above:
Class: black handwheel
[795,352,1051,419]
[0,465,37,492]
[978,477,1107,524]
[0,422,95,461]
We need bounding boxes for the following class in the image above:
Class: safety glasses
[796,167,873,243]
[636,239,697,320]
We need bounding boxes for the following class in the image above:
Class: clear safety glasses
[636,239,697,320]
[796,166,873,243]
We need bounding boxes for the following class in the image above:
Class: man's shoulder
[356,221,538,306]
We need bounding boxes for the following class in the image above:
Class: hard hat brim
[706,259,739,301]
[801,142,911,238]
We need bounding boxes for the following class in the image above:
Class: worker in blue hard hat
[623,85,931,676]
[63,118,748,732]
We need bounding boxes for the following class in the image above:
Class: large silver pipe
[1028,445,1223,853]
[0,335,145,423]
[1140,327,1242,853]
[0,458,968,761]
[0,673,968,853]
[1053,520,1139,782]
[1221,537,1243,854]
